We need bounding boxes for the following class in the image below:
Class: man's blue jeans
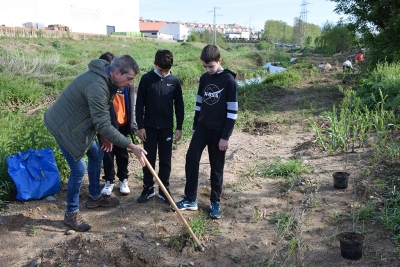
[57,140,104,213]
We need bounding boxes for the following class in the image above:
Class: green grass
[262,157,309,177]
[184,214,219,249]
[27,225,39,236]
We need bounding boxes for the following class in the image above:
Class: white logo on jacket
[203,84,224,105]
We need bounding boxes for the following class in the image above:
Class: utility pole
[249,17,252,37]
[208,7,221,45]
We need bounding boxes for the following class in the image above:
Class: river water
[236,60,292,86]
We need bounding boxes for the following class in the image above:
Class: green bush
[356,62,400,118]
[256,41,273,50]
[51,40,61,49]
[263,70,302,86]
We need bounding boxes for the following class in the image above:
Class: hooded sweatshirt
[136,69,184,130]
[193,69,238,140]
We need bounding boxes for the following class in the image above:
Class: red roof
[140,22,166,31]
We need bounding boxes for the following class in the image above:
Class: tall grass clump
[310,87,396,154]
[380,186,400,244]
[0,50,60,76]
[356,62,400,118]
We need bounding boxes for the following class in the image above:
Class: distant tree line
[261,19,322,46]
[261,18,360,56]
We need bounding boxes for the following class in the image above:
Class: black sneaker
[137,186,155,203]
[86,195,120,209]
[64,212,91,232]
[157,187,172,204]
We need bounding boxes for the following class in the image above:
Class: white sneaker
[101,181,114,195]
[119,179,130,196]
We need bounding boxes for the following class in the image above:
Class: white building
[167,23,189,41]
[0,0,140,34]
[225,31,251,39]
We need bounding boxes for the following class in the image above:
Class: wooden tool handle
[141,153,205,252]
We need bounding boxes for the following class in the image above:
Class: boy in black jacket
[136,49,184,203]
[176,44,238,219]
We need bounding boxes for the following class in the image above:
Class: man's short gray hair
[110,54,140,75]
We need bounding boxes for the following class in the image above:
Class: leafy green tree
[187,32,201,42]
[304,36,312,47]
[330,0,400,64]
[292,18,322,46]
[187,30,226,48]
[307,23,323,46]
[263,20,294,43]
[315,22,357,55]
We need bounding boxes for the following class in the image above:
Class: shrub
[256,41,272,50]
[263,69,302,86]
[356,62,400,118]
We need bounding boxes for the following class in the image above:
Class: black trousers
[102,125,130,182]
[184,124,226,203]
[142,127,173,188]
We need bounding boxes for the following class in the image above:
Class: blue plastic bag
[6,148,61,201]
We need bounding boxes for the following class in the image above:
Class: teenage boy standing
[176,44,238,219]
[136,49,184,203]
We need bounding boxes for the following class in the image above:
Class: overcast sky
[139,0,345,30]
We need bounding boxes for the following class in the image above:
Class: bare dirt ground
[1,54,399,267]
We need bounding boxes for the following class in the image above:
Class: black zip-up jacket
[136,70,184,130]
[193,69,238,140]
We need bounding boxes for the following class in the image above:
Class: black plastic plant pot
[333,171,350,189]
[337,232,365,260]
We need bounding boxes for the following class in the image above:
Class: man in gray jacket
[44,54,146,232]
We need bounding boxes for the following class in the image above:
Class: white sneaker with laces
[119,179,130,195]
[101,181,114,195]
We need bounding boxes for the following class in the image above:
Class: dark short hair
[99,52,115,63]
[200,44,220,63]
[110,54,140,75]
[154,50,173,69]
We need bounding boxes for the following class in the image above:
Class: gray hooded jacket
[44,59,131,161]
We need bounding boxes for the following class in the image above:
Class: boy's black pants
[142,127,173,188]
[102,125,129,182]
[184,124,226,203]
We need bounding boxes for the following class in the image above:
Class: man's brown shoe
[64,212,91,232]
[86,195,120,209]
